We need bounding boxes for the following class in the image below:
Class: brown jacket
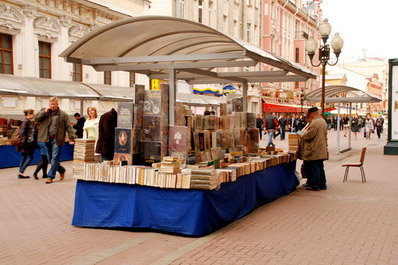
[299,116,328,161]
[34,108,75,146]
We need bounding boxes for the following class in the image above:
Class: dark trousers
[306,160,326,189]
[257,127,263,140]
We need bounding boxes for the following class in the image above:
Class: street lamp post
[305,19,344,118]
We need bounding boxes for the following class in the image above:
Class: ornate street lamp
[305,19,344,118]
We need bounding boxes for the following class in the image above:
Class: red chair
[342,147,367,183]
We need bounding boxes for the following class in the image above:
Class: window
[295,47,300,63]
[208,3,212,25]
[129,72,135,87]
[198,0,203,23]
[104,71,111,85]
[246,23,251,42]
[176,0,185,18]
[72,63,83,82]
[39,41,51,79]
[0,33,13,74]
[295,82,299,89]
[251,102,258,113]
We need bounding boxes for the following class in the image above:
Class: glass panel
[3,35,11,49]
[5,64,12,74]
[39,58,43,69]
[44,70,50,79]
[43,58,50,69]
[43,43,50,56]
[0,53,2,64]
[4,52,11,64]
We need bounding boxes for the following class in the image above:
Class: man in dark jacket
[265,112,278,147]
[35,97,75,184]
[95,108,117,161]
[277,114,287,140]
[72,113,86,138]
[256,114,264,140]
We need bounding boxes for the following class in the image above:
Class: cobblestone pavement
[1,129,397,265]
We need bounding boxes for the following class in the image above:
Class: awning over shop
[262,102,310,113]
[177,93,226,106]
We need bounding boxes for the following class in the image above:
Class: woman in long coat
[17,109,36,179]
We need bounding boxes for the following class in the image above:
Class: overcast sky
[321,0,398,62]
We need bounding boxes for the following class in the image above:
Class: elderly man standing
[35,97,75,184]
[299,107,328,191]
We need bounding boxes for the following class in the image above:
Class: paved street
[1,129,397,265]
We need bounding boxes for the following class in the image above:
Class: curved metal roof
[304,85,382,103]
[60,16,315,84]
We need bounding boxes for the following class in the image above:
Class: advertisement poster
[392,65,398,140]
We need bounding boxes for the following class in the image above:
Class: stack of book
[190,169,219,190]
[288,133,300,151]
[158,156,181,174]
[73,139,95,162]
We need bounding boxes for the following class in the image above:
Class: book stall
[72,84,301,236]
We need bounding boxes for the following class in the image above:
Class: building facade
[0,0,150,118]
[261,0,321,111]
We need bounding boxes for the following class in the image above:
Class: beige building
[0,0,150,118]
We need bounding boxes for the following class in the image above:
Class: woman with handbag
[17,109,36,179]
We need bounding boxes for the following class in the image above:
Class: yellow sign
[151,79,160,90]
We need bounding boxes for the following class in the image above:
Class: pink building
[261,0,322,113]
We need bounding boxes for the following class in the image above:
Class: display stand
[72,161,298,236]
[0,143,74,169]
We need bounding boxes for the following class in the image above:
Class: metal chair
[342,147,367,183]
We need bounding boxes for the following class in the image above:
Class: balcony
[295,31,309,40]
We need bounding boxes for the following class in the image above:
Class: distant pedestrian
[72,113,85,138]
[364,114,374,140]
[17,109,36,179]
[298,107,328,191]
[35,97,75,184]
[256,114,264,140]
[375,117,383,139]
[265,112,278,147]
[289,114,298,132]
[32,122,49,180]
[95,108,118,161]
[351,115,360,140]
[277,114,287,140]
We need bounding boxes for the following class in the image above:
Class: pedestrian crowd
[14,96,116,183]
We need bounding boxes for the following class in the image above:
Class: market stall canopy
[0,74,98,99]
[0,74,135,101]
[304,85,382,103]
[59,16,316,84]
[177,93,226,106]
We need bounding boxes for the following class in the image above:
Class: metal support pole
[321,62,327,119]
[169,69,176,126]
[242,82,248,113]
[336,102,341,154]
[348,102,352,149]
[80,100,84,117]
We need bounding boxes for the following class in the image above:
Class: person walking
[95,108,118,161]
[375,117,383,139]
[342,115,349,137]
[17,109,36,179]
[298,107,328,191]
[364,114,374,140]
[256,114,264,140]
[351,115,360,140]
[72,113,85,139]
[278,114,287,140]
[289,114,297,132]
[35,97,75,184]
[265,112,278,147]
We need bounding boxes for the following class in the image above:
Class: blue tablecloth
[0,144,74,168]
[72,161,298,236]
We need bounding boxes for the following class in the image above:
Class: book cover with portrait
[114,128,132,154]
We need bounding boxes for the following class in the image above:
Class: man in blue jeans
[265,112,278,147]
[35,97,75,184]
